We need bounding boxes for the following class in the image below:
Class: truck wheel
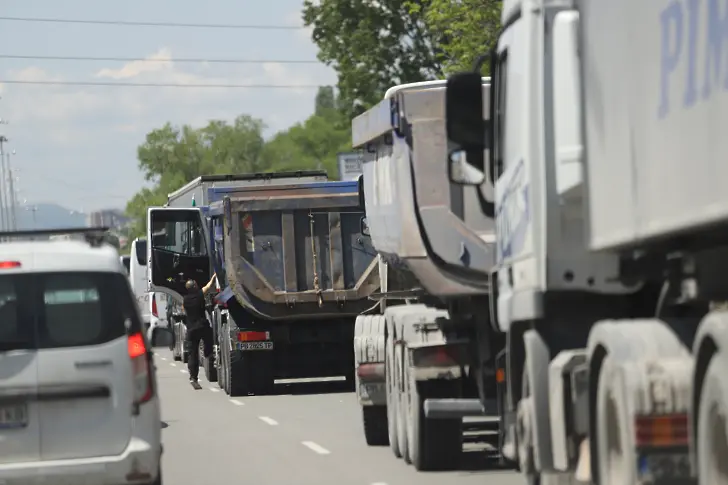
[595,356,637,485]
[203,342,218,383]
[697,355,728,485]
[517,366,540,485]
[362,406,389,446]
[386,339,401,458]
[394,344,410,462]
[406,374,462,471]
[216,344,226,390]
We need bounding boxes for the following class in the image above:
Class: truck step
[423,398,495,419]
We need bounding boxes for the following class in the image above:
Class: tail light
[128,333,154,407]
[151,294,158,317]
[0,261,21,269]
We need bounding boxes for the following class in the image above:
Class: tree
[262,88,351,176]
[125,115,269,239]
[303,0,444,118]
[417,0,502,74]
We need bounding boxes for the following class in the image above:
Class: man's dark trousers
[186,325,213,380]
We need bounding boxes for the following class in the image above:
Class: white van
[129,238,151,326]
[0,234,163,484]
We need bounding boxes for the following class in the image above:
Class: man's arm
[202,273,217,295]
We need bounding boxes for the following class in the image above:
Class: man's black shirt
[183,288,208,330]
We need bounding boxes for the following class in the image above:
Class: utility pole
[0,134,6,233]
[7,151,17,230]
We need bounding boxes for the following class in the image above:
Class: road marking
[229,399,244,406]
[170,363,177,367]
[371,483,388,485]
[179,369,187,374]
[209,388,220,393]
[301,441,330,455]
[160,357,167,361]
[258,416,278,426]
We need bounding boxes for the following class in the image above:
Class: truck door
[146,207,211,302]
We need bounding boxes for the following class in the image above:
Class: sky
[0,0,336,213]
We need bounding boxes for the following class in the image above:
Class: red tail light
[0,261,21,269]
[151,294,158,317]
[238,331,269,342]
[128,333,154,406]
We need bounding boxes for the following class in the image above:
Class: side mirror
[446,72,487,155]
[360,216,370,237]
[357,175,366,210]
[448,150,485,186]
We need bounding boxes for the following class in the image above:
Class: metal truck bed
[583,0,728,250]
[166,171,329,208]
[208,181,381,320]
[352,81,495,296]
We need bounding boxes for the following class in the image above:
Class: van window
[0,276,33,351]
[0,273,142,351]
[135,240,147,266]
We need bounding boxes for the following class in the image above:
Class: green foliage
[124,88,351,238]
[417,0,502,74]
[302,0,444,117]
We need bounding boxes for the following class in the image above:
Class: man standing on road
[182,273,217,386]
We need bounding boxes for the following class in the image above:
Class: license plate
[637,451,693,483]
[237,341,274,351]
[0,403,28,429]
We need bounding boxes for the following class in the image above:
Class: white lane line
[160,357,167,361]
[179,369,187,374]
[371,483,388,485]
[258,416,278,426]
[229,399,244,406]
[301,441,330,455]
[170,363,177,367]
[209,388,220,393]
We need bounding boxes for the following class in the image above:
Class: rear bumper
[0,435,161,485]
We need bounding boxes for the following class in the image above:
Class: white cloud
[0,45,337,211]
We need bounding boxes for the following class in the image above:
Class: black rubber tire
[362,406,389,446]
[407,379,462,471]
[202,341,218,383]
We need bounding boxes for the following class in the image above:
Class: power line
[0,54,319,64]
[0,16,305,30]
[0,80,324,89]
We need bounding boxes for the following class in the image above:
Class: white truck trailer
[351,80,509,472]
[444,0,727,483]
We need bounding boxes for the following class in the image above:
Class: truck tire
[394,343,410,462]
[386,336,401,458]
[595,355,637,485]
[202,341,218,383]
[362,406,389,446]
[697,355,728,485]
[406,373,462,471]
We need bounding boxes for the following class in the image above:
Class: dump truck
[163,171,328,364]
[148,171,379,396]
[443,0,727,483]
[351,80,508,472]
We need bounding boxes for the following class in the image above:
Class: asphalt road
[153,348,524,485]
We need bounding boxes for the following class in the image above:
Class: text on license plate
[237,341,274,351]
[0,403,28,429]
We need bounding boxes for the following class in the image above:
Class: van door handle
[75,360,112,369]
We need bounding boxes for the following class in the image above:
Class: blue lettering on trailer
[659,0,728,118]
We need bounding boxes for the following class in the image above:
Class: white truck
[444,0,726,483]
[351,80,509,472]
